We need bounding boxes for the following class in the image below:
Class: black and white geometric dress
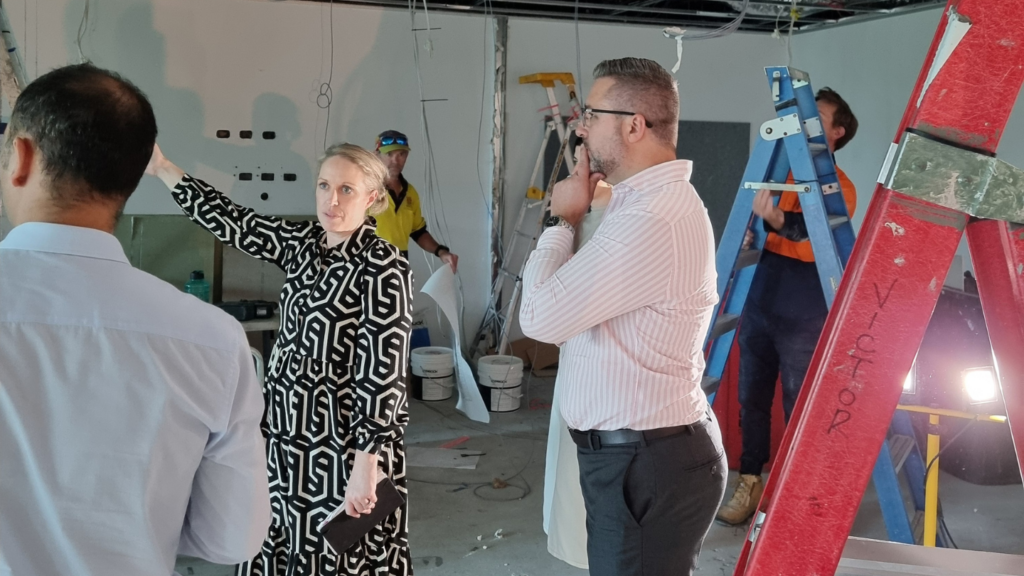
[172,175,414,576]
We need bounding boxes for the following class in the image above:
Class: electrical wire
[471,0,499,344]
[76,0,91,63]
[786,0,797,67]
[23,0,27,78]
[407,2,450,247]
[574,0,583,98]
[34,0,38,78]
[922,419,976,486]
[940,511,958,549]
[476,0,496,221]
[316,0,336,152]
[665,0,750,42]
[407,443,533,502]
[407,0,480,346]
[407,395,543,502]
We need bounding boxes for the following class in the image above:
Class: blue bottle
[185,270,211,303]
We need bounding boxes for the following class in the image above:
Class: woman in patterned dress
[147,143,414,576]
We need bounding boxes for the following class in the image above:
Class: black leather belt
[569,415,709,451]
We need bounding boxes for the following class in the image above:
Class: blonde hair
[317,143,389,216]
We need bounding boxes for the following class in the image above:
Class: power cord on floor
[407,373,552,501]
[407,435,535,502]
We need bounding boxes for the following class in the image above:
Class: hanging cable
[663,0,750,73]
[76,0,91,63]
[407,0,475,344]
[476,0,496,220]
[316,0,336,152]
[574,0,583,97]
[787,0,798,67]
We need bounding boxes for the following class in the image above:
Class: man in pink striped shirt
[520,58,726,576]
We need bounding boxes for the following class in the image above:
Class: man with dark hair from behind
[0,64,270,575]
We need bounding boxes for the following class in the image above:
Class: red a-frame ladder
[734,1,1024,574]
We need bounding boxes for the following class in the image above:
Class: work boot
[716,474,764,526]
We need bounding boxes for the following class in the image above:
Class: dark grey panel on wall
[677,120,750,247]
[544,120,750,247]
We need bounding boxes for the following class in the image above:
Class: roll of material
[411,347,456,378]
[477,355,525,390]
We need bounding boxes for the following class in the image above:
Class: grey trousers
[576,412,727,576]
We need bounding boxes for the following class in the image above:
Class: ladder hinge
[760,114,802,141]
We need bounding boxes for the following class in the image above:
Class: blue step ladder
[701,66,933,545]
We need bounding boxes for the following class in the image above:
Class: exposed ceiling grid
[304,1,946,33]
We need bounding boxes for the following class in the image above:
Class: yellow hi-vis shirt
[374,176,427,252]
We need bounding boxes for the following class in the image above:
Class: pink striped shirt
[520,160,718,431]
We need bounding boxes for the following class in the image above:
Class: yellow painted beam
[924,413,940,547]
[897,404,1006,423]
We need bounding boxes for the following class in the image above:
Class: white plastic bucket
[410,347,456,402]
[416,374,454,401]
[411,347,455,378]
[477,355,525,412]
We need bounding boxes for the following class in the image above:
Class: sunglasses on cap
[378,135,409,147]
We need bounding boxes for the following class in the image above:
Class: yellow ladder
[476,72,581,356]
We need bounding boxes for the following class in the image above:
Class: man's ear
[833,126,846,145]
[9,136,36,188]
[625,115,646,143]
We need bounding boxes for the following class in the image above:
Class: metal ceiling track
[294,0,948,33]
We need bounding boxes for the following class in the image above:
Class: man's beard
[585,140,620,177]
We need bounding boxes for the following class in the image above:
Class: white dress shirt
[0,223,270,576]
[520,160,718,431]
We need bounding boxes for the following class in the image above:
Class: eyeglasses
[581,107,654,129]
[377,135,409,147]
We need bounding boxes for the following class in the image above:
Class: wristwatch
[433,244,450,257]
[544,215,575,234]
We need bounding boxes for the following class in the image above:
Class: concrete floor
[176,375,1024,575]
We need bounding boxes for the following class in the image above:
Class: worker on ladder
[716,88,859,526]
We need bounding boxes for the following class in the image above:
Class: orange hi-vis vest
[762,167,857,263]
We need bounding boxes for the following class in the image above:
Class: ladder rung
[744,182,809,193]
[829,215,850,229]
[701,376,722,396]
[888,434,916,475]
[498,268,520,279]
[735,249,761,271]
[809,142,828,155]
[710,313,740,340]
[514,230,533,238]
